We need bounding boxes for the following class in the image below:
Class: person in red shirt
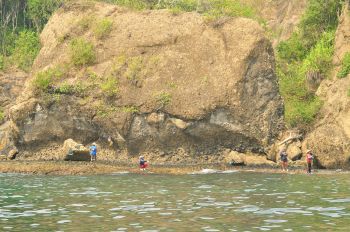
[306,149,314,174]
[139,156,148,171]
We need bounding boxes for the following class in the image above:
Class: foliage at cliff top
[0,0,65,71]
[276,0,344,129]
[99,0,258,20]
[1,0,260,72]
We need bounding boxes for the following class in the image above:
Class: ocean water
[0,172,350,231]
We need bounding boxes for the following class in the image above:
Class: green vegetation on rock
[55,82,86,95]
[100,0,259,20]
[337,52,350,78]
[11,30,41,71]
[32,66,64,92]
[125,56,143,84]
[93,18,113,39]
[122,105,139,113]
[0,55,4,71]
[155,91,172,108]
[100,76,118,97]
[69,38,96,66]
[0,108,4,121]
[276,0,344,128]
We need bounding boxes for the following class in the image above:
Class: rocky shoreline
[0,160,348,176]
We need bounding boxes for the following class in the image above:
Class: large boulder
[63,139,91,161]
[1,1,283,160]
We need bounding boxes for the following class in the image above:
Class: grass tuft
[32,67,65,92]
[69,38,96,66]
[93,18,113,39]
[337,52,350,78]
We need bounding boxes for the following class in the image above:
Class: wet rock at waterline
[63,139,90,161]
[0,1,283,162]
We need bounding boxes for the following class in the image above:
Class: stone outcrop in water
[0,1,284,162]
[63,139,91,161]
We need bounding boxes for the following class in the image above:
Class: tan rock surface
[1,1,283,162]
[304,4,350,168]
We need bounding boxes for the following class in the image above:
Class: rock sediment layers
[0,1,283,162]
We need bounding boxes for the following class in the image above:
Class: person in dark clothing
[279,149,288,172]
[139,156,148,171]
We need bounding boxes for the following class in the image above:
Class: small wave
[111,171,130,175]
[57,220,71,224]
[190,169,239,174]
[323,198,350,203]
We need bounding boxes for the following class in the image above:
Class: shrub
[348,88,350,97]
[276,0,343,128]
[284,97,322,128]
[55,82,86,95]
[100,0,258,20]
[155,91,172,107]
[100,76,118,97]
[69,38,96,66]
[111,55,127,75]
[337,52,350,78]
[77,16,94,31]
[0,30,17,56]
[96,105,117,117]
[0,55,4,71]
[125,56,143,83]
[93,19,113,39]
[32,67,64,91]
[0,108,4,121]
[299,0,343,49]
[301,31,335,77]
[11,30,40,71]
[27,0,64,31]
[86,69,100,81]
[122,105,139,113]
[56,83,75,94]
[203,0,256,20]
[277,33,307,62]
[277,61,324,128]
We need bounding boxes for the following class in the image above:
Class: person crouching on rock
[306,149,314,174]
[139,156,148,171]
[279,149,288,172]
[90,143,97,162]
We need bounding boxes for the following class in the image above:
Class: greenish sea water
[0,171,350,231]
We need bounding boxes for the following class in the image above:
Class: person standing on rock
[279,149,288,172]
[139,156,148,171]
[89,143,97,162]
[306,149,314,174]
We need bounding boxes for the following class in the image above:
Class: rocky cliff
[242,0,307,47]
[302,4,350,168]
[0,1,284,163]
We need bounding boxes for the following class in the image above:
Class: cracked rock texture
[0,1,284,161]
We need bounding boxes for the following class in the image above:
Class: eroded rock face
[0,71,28,123]
[0,70,28,156]
[303,5,350,168]
[252,0,307,47]
[1,1,284,160]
